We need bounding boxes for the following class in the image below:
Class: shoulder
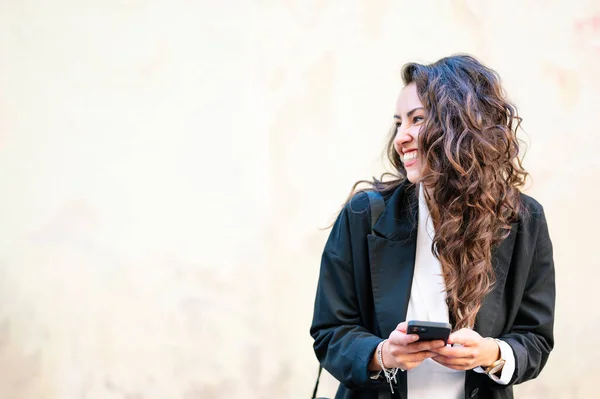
[518,192,547,225]
[517,192,552,246]
[333,191,374,239]
[343,182,407,221]
[519,192,545,214]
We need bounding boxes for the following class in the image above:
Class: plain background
[0,0,599,398]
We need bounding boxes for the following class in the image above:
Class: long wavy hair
[349,54,528,329]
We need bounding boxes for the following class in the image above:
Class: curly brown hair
[349,54,528,329]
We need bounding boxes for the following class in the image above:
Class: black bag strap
[312,190,385,399]
[311,365,323,399]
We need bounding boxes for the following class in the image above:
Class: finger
[389,330,420,346]
[419,350,439,360]
[401,351,440,370]
[431,355,474,369]
[448,329,478,346]
[405,339,446,354]
[433,356,471,366]
[431,356,463,370]
[404,350,438,363]
[429,345,475,359]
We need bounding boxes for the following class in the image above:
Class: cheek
[392,136,401,155]
[411,126,422,142]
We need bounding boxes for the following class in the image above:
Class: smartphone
[406,320,452,344]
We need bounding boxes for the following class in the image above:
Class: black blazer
[310,182,555,399]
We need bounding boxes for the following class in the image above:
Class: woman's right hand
[382,321,447,371]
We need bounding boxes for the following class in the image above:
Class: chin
[406,172,422,184]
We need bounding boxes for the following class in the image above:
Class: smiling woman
[310,54,555,399]
[392,84,426,183]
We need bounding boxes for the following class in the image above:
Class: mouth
[401,149,418,167]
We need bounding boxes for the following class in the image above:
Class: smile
[403,151,418,162]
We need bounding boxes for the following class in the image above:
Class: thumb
[448,328,477,346]
[396,321,408,333]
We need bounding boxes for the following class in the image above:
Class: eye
[395,121,402,129]
[413,116,424,123]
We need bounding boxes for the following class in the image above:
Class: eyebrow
[393,107,424,120]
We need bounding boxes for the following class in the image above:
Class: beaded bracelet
[376,339,399,393]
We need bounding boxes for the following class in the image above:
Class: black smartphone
[406,320,452,344]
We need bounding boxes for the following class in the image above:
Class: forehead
[395,83,423,116]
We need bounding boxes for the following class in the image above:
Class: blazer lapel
[474,223,518,338]
[368,183,419,338]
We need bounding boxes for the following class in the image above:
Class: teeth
[403,151,417,161]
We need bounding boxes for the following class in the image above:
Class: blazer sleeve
[500,205,556,386]
[310,202,385,390]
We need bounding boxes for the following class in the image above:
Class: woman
[310,55,555,399]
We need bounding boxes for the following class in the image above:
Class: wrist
[481,337,501,367]
[369,340,384,371]
[375,339,401,393]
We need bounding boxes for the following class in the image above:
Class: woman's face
[393,82,426,183]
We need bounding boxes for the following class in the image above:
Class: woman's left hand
[430,329,500,370]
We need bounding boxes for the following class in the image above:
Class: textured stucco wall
[0,0,598,398]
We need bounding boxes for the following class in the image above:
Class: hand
[381,322,446,371]
[430,328,500,371]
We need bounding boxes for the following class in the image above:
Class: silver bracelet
[376,339,399,393]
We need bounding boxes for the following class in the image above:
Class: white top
[404,184,515,398]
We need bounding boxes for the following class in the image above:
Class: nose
[393,124,415,150]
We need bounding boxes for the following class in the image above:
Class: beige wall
[0,0,598,398]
